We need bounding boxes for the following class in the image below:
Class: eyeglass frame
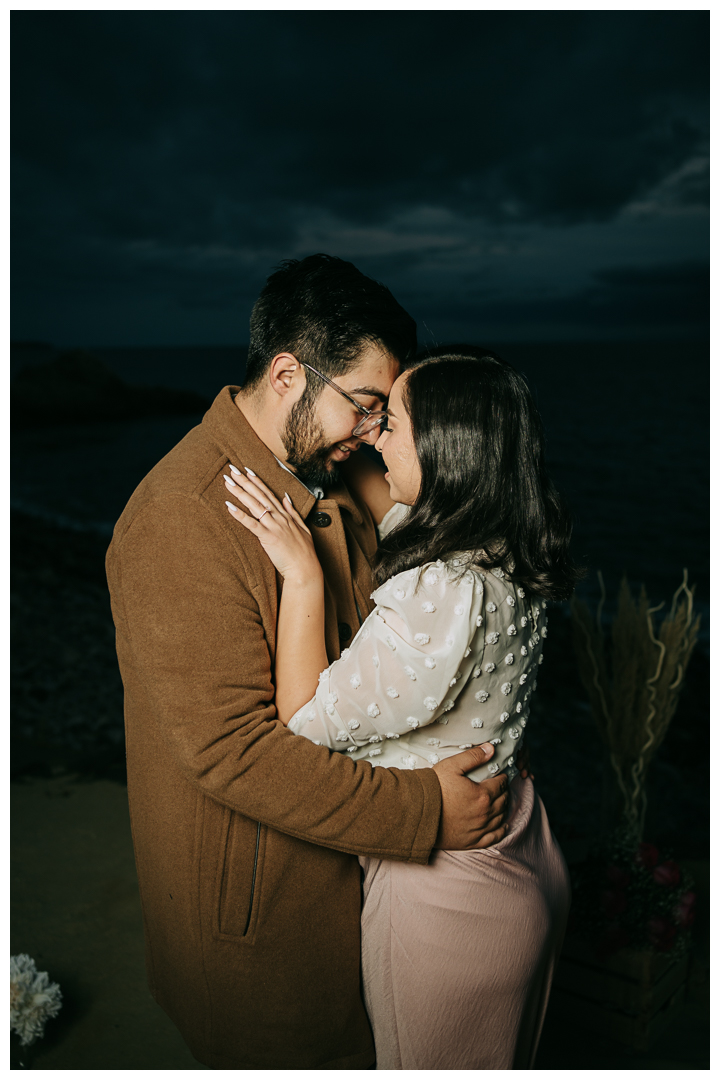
[298,361,388,437]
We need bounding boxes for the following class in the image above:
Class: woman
[225,350,575,1069]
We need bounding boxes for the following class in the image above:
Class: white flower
[472,665,482,678]
[403,665,417,681]
[509,727,521,739]
[386,731,400,739]
[486,602,497,613]
[424,657,436,669]
[504,653,515,665]
[471,718,484,728]
[394,588,406,600]
[520,646,528,656]
[459,743,473,750]
[422,601,436,613]
[475,690,490,703]
[348,720,360,731]
[445,635,454,646]
[520,717,527,727]
[414,633,430,645]
[346,745,358,752]
[519,673,528,685]
[361,627,370,641]
[501,682,512,695]
[490,738,501,746]
[368,734,381,743]
[367,703,380,718]
[541,625,548,638]
[401,756,418,769]
[406,716,420,729]
[491,567,505,579]
[386,636,397,651]
[538,654,544,665]
[425,571,438,585]
[506,596,515,607]
[324,704,336,717]
[533,607,540,619]
[443,700,455,712]
[518,588,526,598]
[488,762,500,774]
[542,600,547,609]
[454,604,465,615]
[307,709,316,720]
[520,616,528,627]
[369,748,382,757]
[449,677,457,687]
[507,624,517,636]
[507,755,515,766]
[327,690,338,704]
[423,697,439,711]
[10,955,62,1048]
[319,669,330,682]
[476,615,483,626]
[464,647,471,658]
[500,711,510,723]
[427,737,441,746]
[486,631,500,645]
[427,753,440,765]
[341,648,350,660]
[372,655,380,668]
[484,662,496,673]
[336,731,349,742]
[516,703,523,713]
[386,686,399,700]
[350,674,361,689]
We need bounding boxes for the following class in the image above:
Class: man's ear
[268,353,305,398]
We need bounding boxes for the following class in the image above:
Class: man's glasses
[299,361,388,437]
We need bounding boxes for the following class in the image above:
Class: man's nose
[358,425,383,447]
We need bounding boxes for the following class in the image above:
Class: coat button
[312,511,332,528]
[338,623,352,642]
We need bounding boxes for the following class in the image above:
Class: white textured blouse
[288,542,548,784]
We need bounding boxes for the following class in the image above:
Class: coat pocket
[213,809,264,942]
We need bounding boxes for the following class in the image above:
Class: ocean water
[11,340,709,650]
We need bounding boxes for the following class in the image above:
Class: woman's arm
[341,448,395,526]
[224,470,328,723]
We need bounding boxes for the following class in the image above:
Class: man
[106,254,509,1070]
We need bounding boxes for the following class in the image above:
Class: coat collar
[203,387,365,526]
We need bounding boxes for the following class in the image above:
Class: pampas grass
[10,954,62,1047]
[571,570,700,839]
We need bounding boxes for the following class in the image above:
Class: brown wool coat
[106,387,443,1070]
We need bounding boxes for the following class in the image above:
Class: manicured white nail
[225,500,238,511]
[284,492,292,505]
[223,474,236,487]
[228,464,241,475]
[245,467,256,477]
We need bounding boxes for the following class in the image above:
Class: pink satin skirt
[358,777,570,1070]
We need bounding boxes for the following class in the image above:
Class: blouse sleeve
[288,562,486,755]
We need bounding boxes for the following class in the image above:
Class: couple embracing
[107,254,575,1070]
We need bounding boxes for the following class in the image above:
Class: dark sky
[11,10,709,347]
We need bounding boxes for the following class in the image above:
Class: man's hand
[433,744,509,850]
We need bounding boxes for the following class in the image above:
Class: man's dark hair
[374,347,582,601]
[243,254,417,396]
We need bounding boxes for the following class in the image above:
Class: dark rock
[12,349,210,427]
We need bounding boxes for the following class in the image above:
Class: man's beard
[281,393,342,492]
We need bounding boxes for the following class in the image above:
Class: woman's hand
[224,467,322,587]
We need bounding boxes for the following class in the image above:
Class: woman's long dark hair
[374,347,582,601]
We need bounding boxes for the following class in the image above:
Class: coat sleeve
[108,493,442,862]
[289,561,485,752]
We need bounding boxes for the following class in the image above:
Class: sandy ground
[11,773,709,1071]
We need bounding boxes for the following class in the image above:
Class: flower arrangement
[10,954,62,1047]
[570,570,699,839]
[570,828,696,959]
